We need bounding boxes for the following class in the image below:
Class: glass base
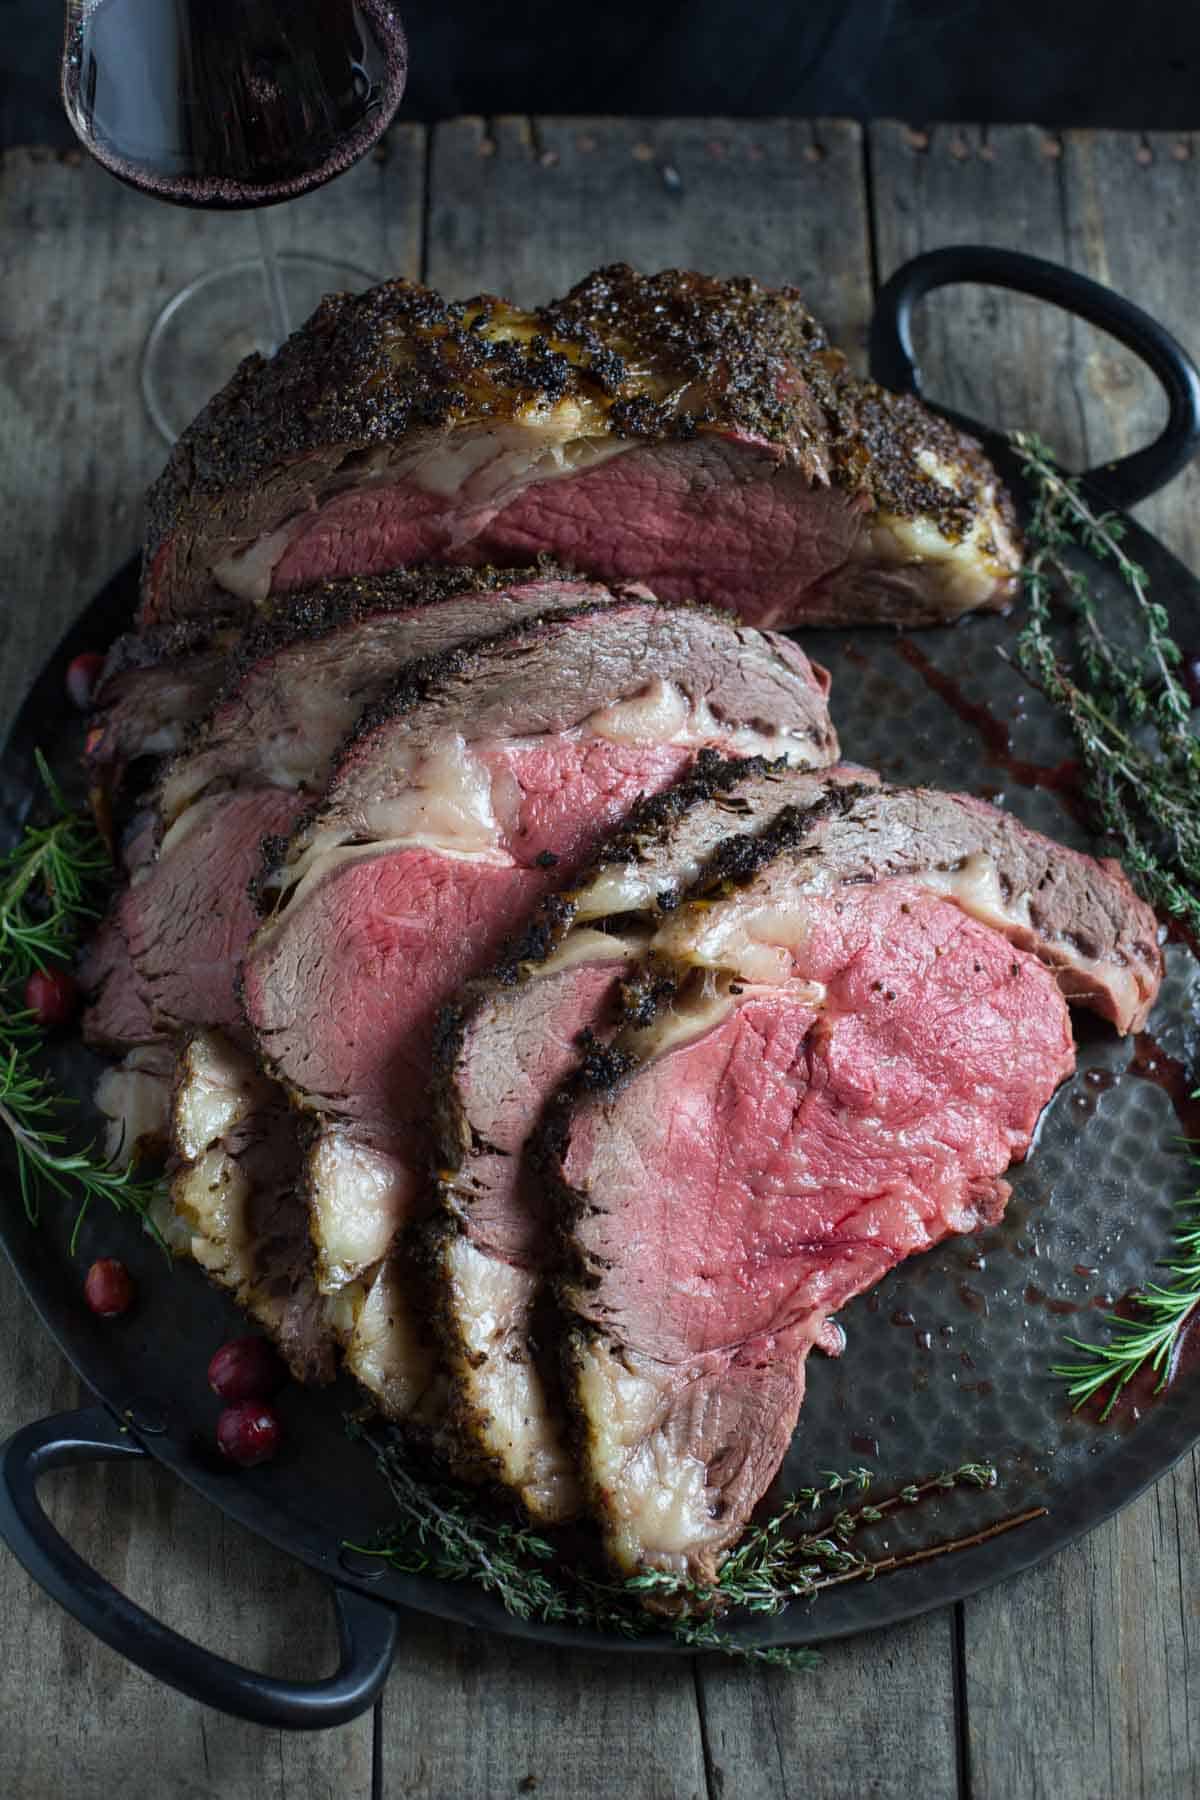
[140,252,380,444]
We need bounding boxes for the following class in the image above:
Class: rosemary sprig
[349,1429,1011,1672]
[1053,1142,1200,1418]
[0,753,111,980]
[1010,431,1200,934]
[0,757,164,1246]
[0,1041,165,1250]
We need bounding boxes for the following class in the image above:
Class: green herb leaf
[0,757,166,1244]
[1010,432,1200,935]
[350,1432,1012,1671]
[1052,1150,1200,1418]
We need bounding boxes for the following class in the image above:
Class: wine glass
[61,0,408,442]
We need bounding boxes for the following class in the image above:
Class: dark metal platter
[2,248,1200,1727]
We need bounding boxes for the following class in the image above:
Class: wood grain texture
[381,1617,708,1800]
[871,118,1200,1800]
[0,1270,376,1800]
[0,129,426,1799]
[695,1613,959,1800]
[1059,129,1200,575]
[0,131,426,734]
[425,116,873,366]
[867,121,1200,561]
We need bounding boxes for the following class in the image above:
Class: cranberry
[208,1335,286,1403]
[24,966,79,1029]
[66,652,106,711]
[84,1258,134,1318]
[217,1402,282,1468]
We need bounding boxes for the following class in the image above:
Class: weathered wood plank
[426,116,873,367]
[868,121,1200,561]
[871,119,1200,1800]
[869,122,1089,464]
[0,1268,376,1800]
[0,130,426,731]
[383,1618,709,1800]
[1059,129,1200,579]
[0,130,426,1798]
[696,1614,959,1800]
[959,1461,1200,1800]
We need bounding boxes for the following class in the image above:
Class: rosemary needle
[0,755,165,1245]
[1053,1162,1200,1419]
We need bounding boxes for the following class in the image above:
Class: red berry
[207,1336,286,1403]
[217,1402,282,1468]
[24,967,79,1029]
[84,1258,134,1318]
[66,652,106,711]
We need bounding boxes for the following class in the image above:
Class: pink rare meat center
[267,438,869,620]
[566,884,1075,1364]
[249,738,698,1140]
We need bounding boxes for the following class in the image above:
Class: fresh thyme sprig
[348,1429,1014,1672]
[1010,431,1200,933]
[0,756,164,1246]
[1053,1141,1200,1418]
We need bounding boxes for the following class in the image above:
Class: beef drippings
[896,639,1088,824]
[1129,1032,1200,1137]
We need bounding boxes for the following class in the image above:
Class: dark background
[3,0,1197,147]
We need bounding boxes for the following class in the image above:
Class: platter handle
[869,245,1200,510]
[0,1404,398,1729]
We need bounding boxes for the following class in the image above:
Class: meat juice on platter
[61,0,407,208]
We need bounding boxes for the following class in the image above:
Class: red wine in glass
[63,0,408,208]
[61,0,408,439]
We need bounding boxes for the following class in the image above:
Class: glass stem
[255,209,291,350]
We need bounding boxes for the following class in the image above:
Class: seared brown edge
[249,594,833,907]
[416,764,865,1508]
[146,263,1016,576]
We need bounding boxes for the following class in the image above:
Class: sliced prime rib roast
[140,264,1020,633]
[82,567,633,1052]
[542,784,1160,1582]
[81,569,655,1378]
[241,602,838,1424]
[427,756,876,1521]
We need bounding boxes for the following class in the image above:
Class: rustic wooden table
[2,118,1199,1800]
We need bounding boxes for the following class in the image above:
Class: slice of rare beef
[546,783,1162,1582]
[241,602,838,1422]
[141,265,1019,632]
[426,756,876,1521]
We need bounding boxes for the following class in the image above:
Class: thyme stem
[1011,432,1200,935]
[350,1432,1013,1671]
